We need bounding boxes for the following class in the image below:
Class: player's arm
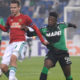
[59,22,77,29]
[0,18,9,32]
[67,23,77,28]
[25,16,49,45]
[0,24,9,32]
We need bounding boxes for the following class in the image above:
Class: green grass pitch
[0,56,80,80]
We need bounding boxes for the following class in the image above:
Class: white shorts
[1,41,27,65]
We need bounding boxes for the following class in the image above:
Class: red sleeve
[0,24,8,32]
[32,25,45,43]
[0,18,9,32]
[25,15,45,43]
[25,15,33,26]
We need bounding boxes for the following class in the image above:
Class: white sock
[9,70,16,80]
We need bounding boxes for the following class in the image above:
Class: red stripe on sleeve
[0,24,8,32]
[32,25,45,43]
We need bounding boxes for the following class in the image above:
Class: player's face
[10,3,21,16]
[48,16,57,27]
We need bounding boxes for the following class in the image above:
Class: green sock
[10,66,16,72]
[4,70,9,78]
[66,75,73,80]
[42,67,48,74]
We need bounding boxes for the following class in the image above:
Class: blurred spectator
[24,0,30,7]
[30,0,36,6]
[52,0,60,13]
[39,4,46,18]
[0,17,5,52]
[0,0,10,17]
[68,0,80,6]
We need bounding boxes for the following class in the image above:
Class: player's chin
[11,13,16,16]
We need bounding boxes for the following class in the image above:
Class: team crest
[18,19,22,22]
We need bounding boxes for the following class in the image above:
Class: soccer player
[0,18,5,52]
[24,12,77,80]
[0,0,48,80]
[0,17,5,76]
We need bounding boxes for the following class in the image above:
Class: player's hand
[68,23,77,28]
[72,24,77,28]
[21,25,29,31]
[42,41,49,46]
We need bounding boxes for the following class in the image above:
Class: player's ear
[19,5,21,10]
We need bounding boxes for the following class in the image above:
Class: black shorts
[45,49,72,67]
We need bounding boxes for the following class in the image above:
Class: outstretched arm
[68,23,77,28]
[24,15,49,45]
[21,25,49,45]
[0,24,9,32]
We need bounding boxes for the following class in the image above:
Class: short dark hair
[49,12,58,19]
[10,0,21,6]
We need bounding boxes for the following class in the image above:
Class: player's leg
[61,65,73,80]
[0,40,1,52]
[40,50,57,80]
[8,42,20,80]
[9,41,27,80]
[0,44,14,78]
[9,54,17,80]
[27,39,32,58]
[59,52,73,80]
[28,41,32,58]
[40,59,53,80]
[0,64,9,77]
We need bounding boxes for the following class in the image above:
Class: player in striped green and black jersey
[22,12,76,80]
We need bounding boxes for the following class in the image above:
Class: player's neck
[13,12,21,17]
[15,12,21,16]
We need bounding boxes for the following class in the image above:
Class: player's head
[10,0,21,16]
[48,12,58,27]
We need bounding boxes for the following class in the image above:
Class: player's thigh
[1,44,14,66]
[44,50,57,68]
[12,41,27,61]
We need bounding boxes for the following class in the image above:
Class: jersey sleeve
[25,15,45,43]
[25,15,34,27]
[59,22,68,29]
[0,18,10,32]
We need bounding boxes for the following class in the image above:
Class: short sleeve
[59,22,68,29]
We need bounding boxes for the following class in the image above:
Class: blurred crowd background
[0,0,80,41]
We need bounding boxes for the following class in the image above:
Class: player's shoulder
[6,15,12,21]
[58,22,66,25]
[22,14,31,19]
[58,22,67,26]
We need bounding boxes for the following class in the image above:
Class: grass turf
[0,56,80,80]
